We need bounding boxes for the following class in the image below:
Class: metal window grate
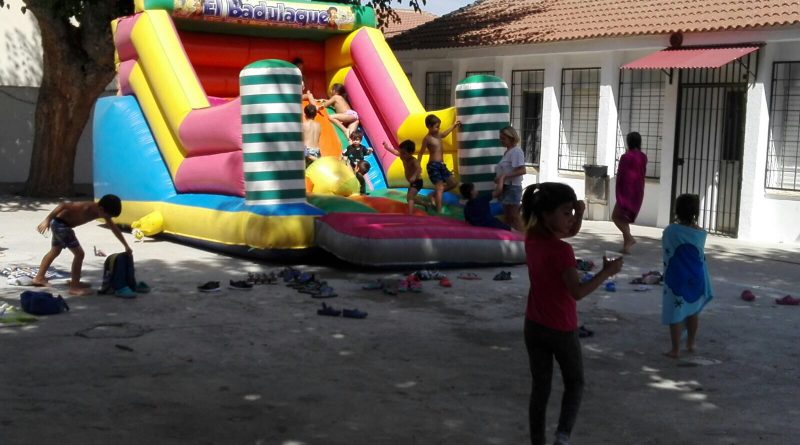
[559,68,600,171]
[511,70,544,165]
[466,70,495,77]
[616,69,665,178]
[425,71,452,110]
[766,62,800,192]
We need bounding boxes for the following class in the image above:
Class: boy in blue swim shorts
[33,195,132,296]
[418,114,460,213]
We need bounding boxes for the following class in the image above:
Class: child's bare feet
[31,279,49,287]
[686,343,696,353]
[69,280,92,289]
[68,287,92,296]
[663,350,679,359]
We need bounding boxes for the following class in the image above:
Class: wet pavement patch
[75,322,152,339]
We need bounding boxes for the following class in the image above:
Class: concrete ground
[1,195,799,445]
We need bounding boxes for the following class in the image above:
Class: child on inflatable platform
[33,194,133,296]
[316,83,359,137]
[383,140,423,215]
[459,182,510,231]
[293,57,315,103]
[342,129,372,168]
[355,160,371,195]
[419,114,460,214]
[302,104,321,165]
[521,182,622,445]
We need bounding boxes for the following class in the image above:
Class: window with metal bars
[767,62,800,191]
[511,70,544,165]
[425,71,452,110]
[559,68,600,171]
[616,69,665,178]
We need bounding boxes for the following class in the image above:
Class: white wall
[0,7,95,186]
[394,26,800,243]
[0,6,42,87]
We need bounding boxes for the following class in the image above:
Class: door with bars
[672,58,752,236]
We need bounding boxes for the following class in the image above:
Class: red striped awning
[622,46,760,70]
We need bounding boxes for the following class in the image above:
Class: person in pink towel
[612,132,647,254]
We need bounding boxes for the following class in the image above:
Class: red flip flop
[775,295,800,306]
[439,277,452,288]
[740,290,756,302]
[457,273,481,280]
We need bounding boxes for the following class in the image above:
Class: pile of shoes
[247,272,277,285]
[317,302,367,319]
[285,270,338,299]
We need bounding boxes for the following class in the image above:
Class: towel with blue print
[661,223,713,325]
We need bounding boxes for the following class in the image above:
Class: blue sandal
[342,308,368,319]
[317,303,341,317]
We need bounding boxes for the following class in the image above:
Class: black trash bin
[583,164,608,203]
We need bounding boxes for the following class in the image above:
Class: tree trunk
[23,3,120,198]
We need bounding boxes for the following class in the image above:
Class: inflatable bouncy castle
[94,0,525,266]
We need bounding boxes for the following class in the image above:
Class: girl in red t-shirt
[521,182,622,445]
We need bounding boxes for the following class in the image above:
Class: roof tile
[388,0,800,50]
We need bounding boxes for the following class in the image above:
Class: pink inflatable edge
[319,213,524,241]
[349,30,410,134]
[179,97,242,157]
[114,15,140,62]
[174,151,245,196]
[343,71,398,173]
[117,60,136,96]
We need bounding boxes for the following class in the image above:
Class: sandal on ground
[775,295,800,306]
[457,272,481,280]
[439,277,452,288]
[740,290,756,302]
[493,271,511,281]
[362,280,384,290]
[114,286,137,299]
[578,325,594,338]
[317,303,341,317]
[298,281,325,294]
[342,308,368,319]
[135,281,151,293]
[311,285,338,299]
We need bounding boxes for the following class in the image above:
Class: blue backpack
[20,291,70,315]
[99,252,137,294]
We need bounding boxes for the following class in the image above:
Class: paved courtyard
[1,196,799,444]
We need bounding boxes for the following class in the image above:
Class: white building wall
[0,7,106,188]
[394,26,800,243]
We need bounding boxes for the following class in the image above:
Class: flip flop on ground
[317,303,341,317]
[457,272,481,280]
[740,290,756,302]
[775,295,800,306]
[342,308,368,319]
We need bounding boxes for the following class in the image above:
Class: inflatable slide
[94,0,524,266]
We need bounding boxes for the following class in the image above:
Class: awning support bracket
[735,57,757,83]
[661,68,674,84]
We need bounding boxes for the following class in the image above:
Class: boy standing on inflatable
[418,115,460,213]
[383,140,423,215]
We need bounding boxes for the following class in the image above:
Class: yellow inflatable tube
[130,10,209,139]
[127,62,185,177]
[118,202,315,250]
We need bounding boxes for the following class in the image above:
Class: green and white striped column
[455,75,510,194]
[240,60,306,205]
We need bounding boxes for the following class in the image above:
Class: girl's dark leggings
[524,319,585,445]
